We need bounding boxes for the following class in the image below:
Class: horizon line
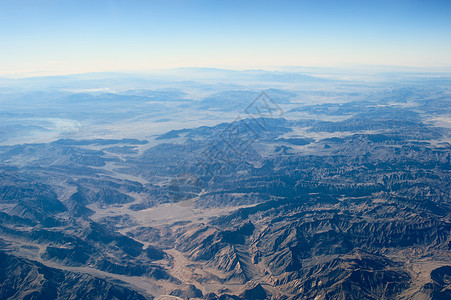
[1,64,451,79]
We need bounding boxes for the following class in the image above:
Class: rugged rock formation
[0,94,450,299]
[0,251,147,300]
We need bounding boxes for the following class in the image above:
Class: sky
[1,0,451,76]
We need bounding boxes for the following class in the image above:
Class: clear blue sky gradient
[1,0,451,75]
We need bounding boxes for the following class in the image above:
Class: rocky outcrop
[0,251,148,300]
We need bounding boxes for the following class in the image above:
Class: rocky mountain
[0,81,450,299]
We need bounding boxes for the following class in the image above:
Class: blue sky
[1,0,451,76]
